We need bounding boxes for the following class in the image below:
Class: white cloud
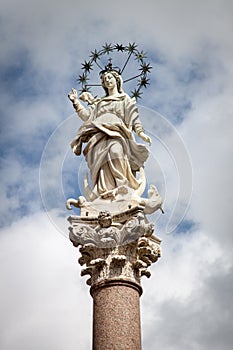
[0,213,92,350]
[141,229,233,349]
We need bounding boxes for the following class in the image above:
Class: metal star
[81,60,93,73]
[135,50,147,62]
[115,43,125,51]
[81,86,91,93]
[77,73,88,84]
[90,49,101,61]
[102,43,114,54]
[126,42,138,53]
[76,42,152,100]
[131,89,142,100]
[139,62,152,74]
[138,77,150,88]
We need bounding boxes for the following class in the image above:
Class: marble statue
[67,67,163,215]
[68,70,151,201]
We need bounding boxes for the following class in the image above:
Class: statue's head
[101,70,123,95]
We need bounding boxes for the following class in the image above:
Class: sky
[0,0,233,349]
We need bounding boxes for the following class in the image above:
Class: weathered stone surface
[68,206,161,288]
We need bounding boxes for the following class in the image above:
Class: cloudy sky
[1,0,233,349]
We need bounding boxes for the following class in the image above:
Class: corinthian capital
[68,206,161,288]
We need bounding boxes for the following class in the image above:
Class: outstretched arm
[68,88,90,121]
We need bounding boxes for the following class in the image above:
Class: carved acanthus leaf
[68,208,161,287]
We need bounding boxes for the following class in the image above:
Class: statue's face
[102,72,117,89]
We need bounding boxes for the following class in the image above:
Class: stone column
[91,281,142,350]
[68,206,161,350]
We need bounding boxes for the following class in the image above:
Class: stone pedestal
[68,206,161,350]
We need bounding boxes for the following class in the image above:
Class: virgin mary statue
[68,69,151,201]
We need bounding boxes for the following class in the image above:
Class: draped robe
[71,94,149,199]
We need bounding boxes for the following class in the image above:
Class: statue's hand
[79,92,95,103]
[138,131,152,146]
[68,88,78,103]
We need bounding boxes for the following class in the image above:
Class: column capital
[68,206,161,290]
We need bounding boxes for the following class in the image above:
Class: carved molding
[68,207,161,288]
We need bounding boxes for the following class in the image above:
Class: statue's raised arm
[68,88,92,121]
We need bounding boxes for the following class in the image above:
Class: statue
[67,44,163,216]
[68,69,152,200]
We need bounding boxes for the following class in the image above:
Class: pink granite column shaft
[91,280,142,350]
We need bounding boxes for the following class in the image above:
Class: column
[68,207,161,350]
